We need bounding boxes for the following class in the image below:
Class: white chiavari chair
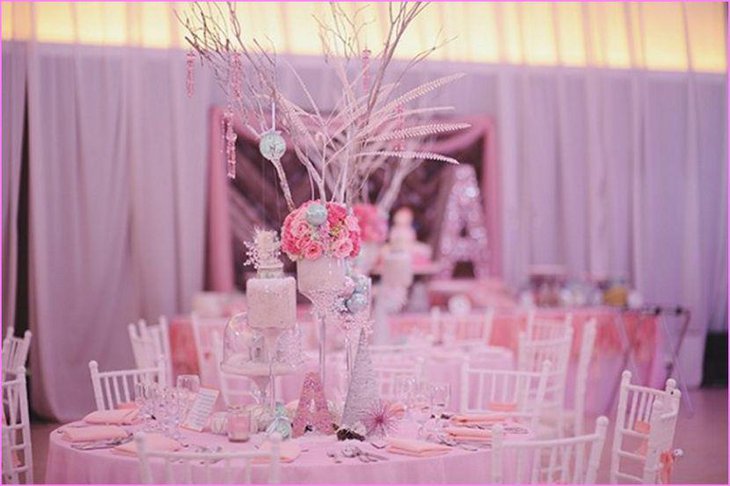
[570,319,598,435]
[372,359,424,401]
[1,367,33,484]
[491,416,609,484]
[2,327,32,380]
[135,432,282,484]
[191,313,226,387]
[128,317,173,384]
[610,371,681,484]
[518,329,573,436]
[88,360,166,411]
[525,310,574,341]
[460,359,552,432]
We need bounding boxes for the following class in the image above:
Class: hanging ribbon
[659,450,674,483]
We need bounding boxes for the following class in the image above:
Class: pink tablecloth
[45,420,525,484]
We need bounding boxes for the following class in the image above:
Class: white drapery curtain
[2,36,210,420]
[1,3,725,419]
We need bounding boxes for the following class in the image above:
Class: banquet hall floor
[30,387,727,484]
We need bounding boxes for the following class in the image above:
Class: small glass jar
[227,406,251,442]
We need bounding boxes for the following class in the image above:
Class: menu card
[181,388,220,432]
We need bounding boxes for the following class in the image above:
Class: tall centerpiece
[221,229,301,408]
[181,1,469,403]
[281,200,360,386]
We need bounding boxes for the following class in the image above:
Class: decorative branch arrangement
[178,2,469,211]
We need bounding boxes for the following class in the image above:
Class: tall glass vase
[297,256,347,389]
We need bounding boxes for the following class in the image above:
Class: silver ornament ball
[306,203,328,226]
[346,292,369,313]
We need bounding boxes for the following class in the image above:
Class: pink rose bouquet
[281,201,361,261]
[353,204,388,244]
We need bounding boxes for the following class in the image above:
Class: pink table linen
[45,420,525,484]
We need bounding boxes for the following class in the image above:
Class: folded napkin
[450,413,508,425]
[386,401,406,418]
[253,441,301,463]
[386,438,451,457]
[61,425,128,443]
[444,426,492,442]
[487,402,517,413]
[116,401,138,410]
[112,433,181,457]
[83,408,139,425]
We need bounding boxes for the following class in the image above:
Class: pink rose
[345,214,360,233]
[326,203,347,226]
[333,237,354,259]
[291,218,311,239]
[303,240,323,260]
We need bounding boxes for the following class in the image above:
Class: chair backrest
[431,308,496,345]
[517,329,573,428]
[128,317,173,385]
[610,371,681,484]
[525,310,573,341]
[2,327,32,379]
[2,367,33,484]
[135,432,281,484]
[460,359,552,431]
[372,359,424,401]
[191,314,226,387]
[88,360,166,411]
[573,319,597,435]
[491,416,609,484]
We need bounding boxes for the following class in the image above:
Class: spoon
[326,450,342,464]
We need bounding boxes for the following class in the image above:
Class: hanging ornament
[186,49,196,98]
[224,106,237,179]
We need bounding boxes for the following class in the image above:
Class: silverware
[369,440,387,450]
[353,446,388,462]
[71,436,132,451]
[326,450,342,464]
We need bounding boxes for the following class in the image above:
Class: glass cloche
[221,312,304,376]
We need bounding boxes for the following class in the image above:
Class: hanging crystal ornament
[225,52,243,179]
[186,49,196,98]
[224,106,237,179]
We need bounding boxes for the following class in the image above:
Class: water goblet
[176,374,200,417]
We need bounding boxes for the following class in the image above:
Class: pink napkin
[253,441,301,463]
[386,401,406,418]
[83,408,139,425]
[444,426,492,442]
[386,438,451,457]
[112,433,181,457]
[61,425,128,443]
[450,413,507,425]
[487,402,517,413]
[116,401,138,410]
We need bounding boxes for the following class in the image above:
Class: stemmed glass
[410,382,432,438]
[176,374,200,419]
[429,383,451,429]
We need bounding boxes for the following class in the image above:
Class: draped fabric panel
[1,42,27,340]
[16,42,210,421]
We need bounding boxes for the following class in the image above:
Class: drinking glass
[410,382,432,438]
[394,376,416,415]
[429,383,451,417]
[176,374,200,416]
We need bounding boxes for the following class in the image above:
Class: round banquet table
[46,420,527,484]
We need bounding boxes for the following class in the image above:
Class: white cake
[246,275,296,329]
[244,230,297,330]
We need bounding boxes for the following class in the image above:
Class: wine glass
[410,382,432,438]
[176,374,200,415]
[394,376,416,415]
[429,383,451,429]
